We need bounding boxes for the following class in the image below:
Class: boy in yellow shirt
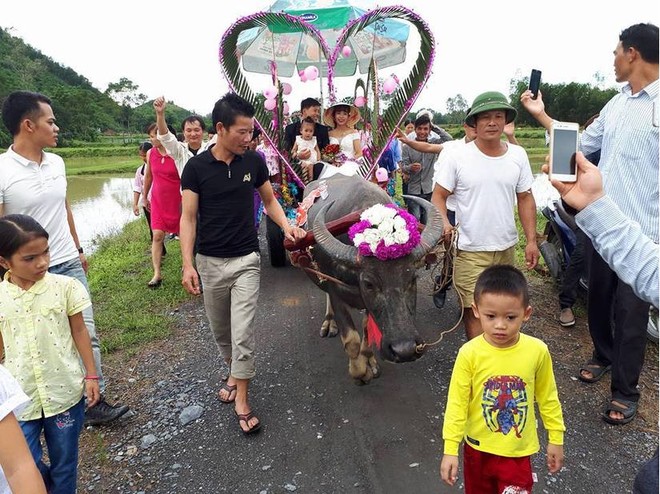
[440,265,565,493]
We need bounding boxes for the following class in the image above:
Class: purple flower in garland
[347,203,420,261]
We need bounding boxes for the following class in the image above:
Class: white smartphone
[550,121,579,182]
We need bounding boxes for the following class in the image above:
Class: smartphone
[529,69,542,99]
[550,121,579,182]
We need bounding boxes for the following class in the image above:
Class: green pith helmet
[465,91,517,126]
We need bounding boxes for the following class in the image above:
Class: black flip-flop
[218,382,237,404]
[235,410,261,434]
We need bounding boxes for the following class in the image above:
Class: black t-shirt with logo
[181,149,269,258]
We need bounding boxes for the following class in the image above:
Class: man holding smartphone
[521,23,658,425]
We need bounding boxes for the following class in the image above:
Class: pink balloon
[263,85,278,100]
[341,45,352,58]
[354,96,367,108]
[282,82,292,95]
[383,76,398,95]
[283,102,290,115]
[304,65,319,81]
[264,98,277,111]
[299,71,308,82]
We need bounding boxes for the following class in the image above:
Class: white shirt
[157,131,208,177]
[435,141,534,251]
[0,147,78,266]
[0,364,30,494]
[433,137,470,212]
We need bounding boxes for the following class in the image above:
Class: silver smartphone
[550,121,579,182]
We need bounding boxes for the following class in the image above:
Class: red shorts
[463,443,533,494]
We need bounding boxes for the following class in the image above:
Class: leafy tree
[444,94,469,124]
[105,78,148,140]
[509,75,618,127]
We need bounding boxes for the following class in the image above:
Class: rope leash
[416,225,464,353]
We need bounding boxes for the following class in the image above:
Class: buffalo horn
[313,202,358,265]
[403,195,444,259]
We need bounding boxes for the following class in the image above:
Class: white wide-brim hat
[324,102,361,128]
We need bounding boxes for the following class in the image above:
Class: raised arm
[520,89,554,131]
[547,153,659,306]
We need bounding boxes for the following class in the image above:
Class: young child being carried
[440,264,565,494]
[0,214,101,493]
[291,117,321,182]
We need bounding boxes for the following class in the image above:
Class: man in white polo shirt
[0,91,129,425]
[432,91,539,340]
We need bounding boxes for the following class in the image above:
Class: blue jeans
[49,257,105,393]
[20,398,85,494]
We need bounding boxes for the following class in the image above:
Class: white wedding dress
[319,132,362,179]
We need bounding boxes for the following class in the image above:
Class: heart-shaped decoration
[219,7,435,188]
[327,6,435,175]
[220,12,331,189]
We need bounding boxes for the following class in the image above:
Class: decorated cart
[219,0,436,266]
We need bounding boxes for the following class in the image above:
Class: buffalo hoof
[369,357,381,379]
[353,367,374,386]
[320,318,339,338]
[349,356,375,385]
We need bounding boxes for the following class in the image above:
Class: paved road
[91,238,658,493]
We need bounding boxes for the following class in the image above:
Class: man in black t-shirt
[180,93,305,435]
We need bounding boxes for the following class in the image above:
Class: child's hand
[440,454,459,486]
[85,380,101,408]
[547,443,564,473]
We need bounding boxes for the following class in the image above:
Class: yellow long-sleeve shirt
[442,333,565,457]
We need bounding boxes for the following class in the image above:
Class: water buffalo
[302,175,443,384]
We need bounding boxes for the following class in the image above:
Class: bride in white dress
[315,102,363,180]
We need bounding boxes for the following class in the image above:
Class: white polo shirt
[0,147,78,267]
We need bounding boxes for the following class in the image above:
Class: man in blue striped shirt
[522,22,658,426]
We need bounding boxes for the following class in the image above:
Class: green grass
[87,219,192,354]
[65,156,140,175]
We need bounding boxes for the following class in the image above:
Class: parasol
[236,0,410,78]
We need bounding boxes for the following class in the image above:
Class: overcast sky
[1,0,657,116]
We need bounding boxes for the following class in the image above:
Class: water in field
[67,175,136,253]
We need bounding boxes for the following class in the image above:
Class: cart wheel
[266,215,287,267]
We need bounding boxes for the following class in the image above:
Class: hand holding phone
[550,121,579,182]
[529,69,542,99]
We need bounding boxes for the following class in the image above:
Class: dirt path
[77,260,659,493]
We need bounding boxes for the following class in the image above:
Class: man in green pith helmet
[432,91,539,341]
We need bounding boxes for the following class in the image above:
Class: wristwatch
[77,247,84,254]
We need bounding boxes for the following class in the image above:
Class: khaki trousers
[196,252,261,379]
[454,247,516,308]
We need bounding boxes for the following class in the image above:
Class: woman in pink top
[143,123,182,288]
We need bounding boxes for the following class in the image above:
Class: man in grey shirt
[400,114,452,222]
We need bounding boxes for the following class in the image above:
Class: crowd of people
[0,21,657,494]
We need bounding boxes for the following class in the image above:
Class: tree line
[1,27,618,147]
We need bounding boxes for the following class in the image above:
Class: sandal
[218,382,237,404]
[602,399,638,425]
[578,360,611,383]
[235,410,261,434]
[147,278,162,288]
